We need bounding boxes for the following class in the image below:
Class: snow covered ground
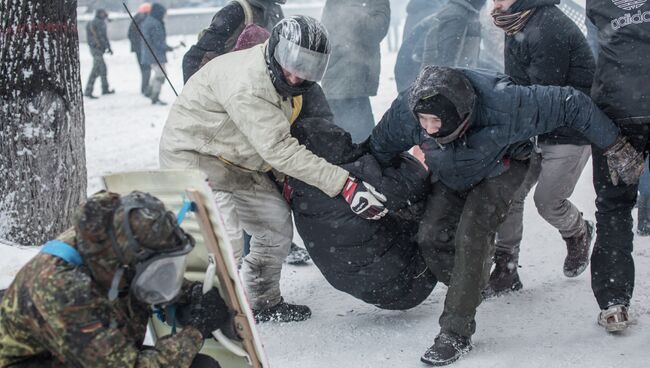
[2,35,650,367]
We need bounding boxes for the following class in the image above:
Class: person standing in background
[140,3,172,105]
[321,0,391,143]
[84,9,114,99]
[127,3,152,97]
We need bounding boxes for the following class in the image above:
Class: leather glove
[603,136,644,186]
[176,283,230,339]
[341,176,388,220]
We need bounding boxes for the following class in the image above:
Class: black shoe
[84,92,97,99]
[563,220,593,277]
[252,298,311,323]
[102,89,115,95]
[421,333,472,366]
[482,253,522,299]
[285,243,311,265]
[151,98,167,106]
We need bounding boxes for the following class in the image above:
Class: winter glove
[341,176,388,220]
[603,136,645,186]
[176,283,231,339]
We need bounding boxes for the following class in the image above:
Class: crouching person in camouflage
[0,191,229,368]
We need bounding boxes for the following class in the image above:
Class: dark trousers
[329,97,375,143]
[417,159,529,337]
[135,52,151,95]
[591,119,650,309]
[85,48,108,94]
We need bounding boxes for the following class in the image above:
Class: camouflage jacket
[0,236,203,368]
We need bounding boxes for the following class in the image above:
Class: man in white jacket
[160,16,387,322]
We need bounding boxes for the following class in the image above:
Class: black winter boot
[563,220,593,277]
[252,298,311,323]
[637,194,650,236]
[482,252,522,299]
[421,332,472,366]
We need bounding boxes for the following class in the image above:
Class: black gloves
[604,136,645,186]
[341,176,388,220]
[176,283,231,339]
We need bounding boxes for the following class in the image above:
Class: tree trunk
[0,0,87,245]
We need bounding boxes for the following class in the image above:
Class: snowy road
[2,35,649,367]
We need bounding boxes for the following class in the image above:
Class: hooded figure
[127,2,152,96]
[288,117,436,309]
[182,0,285,83]
[368,66,640,365]
[140,3,172,104]
[84,8,114,98]
[0,191,228,367]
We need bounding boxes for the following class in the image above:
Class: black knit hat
[413,94,462,137]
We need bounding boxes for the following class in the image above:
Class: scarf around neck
[492,8,536,36]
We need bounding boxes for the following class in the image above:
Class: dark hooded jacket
[394,0,485,92]
[128,12,148,54]
[140,4,171,65]
[587,0,650,119]
[182,0,283,83]
[320,0,391,98]
[288,117,436,310]
[370,66,620,192]
[502,0,595,145]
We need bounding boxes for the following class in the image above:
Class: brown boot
[563,220,594,277]
[482,253,522,299]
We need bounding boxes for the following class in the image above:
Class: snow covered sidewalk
[2,36,648,367]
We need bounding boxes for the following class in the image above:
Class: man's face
[492,0,518,13]
[417,113,442,135]
[282,68,305,86]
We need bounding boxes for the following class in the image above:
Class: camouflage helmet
[75,191,194,277]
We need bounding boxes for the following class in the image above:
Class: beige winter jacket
[159,43,348,197]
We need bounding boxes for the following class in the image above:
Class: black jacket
[504,0,595,145]
[182,0,283,83]
[369,67,620,192]
[587,0,650,119]
[288,117,436,310]
[127,12,148,54]
[86,16,110,52]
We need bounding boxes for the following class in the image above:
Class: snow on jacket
[587,0,650,119]
[86,15,111,52]
[140,4,170,65]
[320,0,391,99]
[182,0,283,83]
[394,0,483,92]
[159,43,348,197]
[369,66,620,192]
[288,117,436,309]
[503,0,595,145]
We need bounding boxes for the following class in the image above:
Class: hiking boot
[563,220,593,277]
[421,332,472,366]
[482,252,522,299]
[285,242,311,265]
[151,98,168,106]
[253,298,311,323]
[598,304,630,333]
[102,89,115,95]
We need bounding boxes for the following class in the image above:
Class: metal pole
[122,2,179,97]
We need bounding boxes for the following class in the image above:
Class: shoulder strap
[41,240,83,266]
[234,0,254,25]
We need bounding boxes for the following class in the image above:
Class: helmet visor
[131,243,191,305]
[274,35,329,82]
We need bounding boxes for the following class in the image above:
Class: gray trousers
[495,143,591,261]
[149,64,166,101]
[85,48,108,94]
[418,160,529,337]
